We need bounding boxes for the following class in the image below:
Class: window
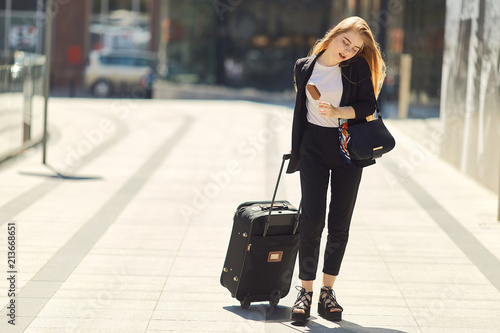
[99,55,151,66]
[0,0,46,11]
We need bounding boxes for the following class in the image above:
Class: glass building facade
[0,1,46,162]
[89,0,152,52]
[0,0,447,116]
[0,0,46,55]
[157,0,446,117]
[158,0,342,91]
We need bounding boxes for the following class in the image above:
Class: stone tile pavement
[0,98,499,332]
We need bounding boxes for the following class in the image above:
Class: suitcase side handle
[260,203,289,211]
[263,154,301,237]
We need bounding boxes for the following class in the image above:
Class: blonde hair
[310,16,386,98]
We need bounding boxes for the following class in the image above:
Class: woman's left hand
[318,101,338,118]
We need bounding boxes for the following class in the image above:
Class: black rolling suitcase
[220,154,301,308]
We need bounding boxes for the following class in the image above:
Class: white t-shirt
[306,62,343,128]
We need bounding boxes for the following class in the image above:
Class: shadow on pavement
[18,164,103,181]
[335,321,408,333]
[224,304,408,332]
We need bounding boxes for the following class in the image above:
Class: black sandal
[290,286,313,324]
[318,286,343,321]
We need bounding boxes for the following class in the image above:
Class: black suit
[287,51,377,174]
[287,51,378,280]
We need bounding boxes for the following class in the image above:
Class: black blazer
[286,51,377,173]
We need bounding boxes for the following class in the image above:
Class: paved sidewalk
[0,98,499,333]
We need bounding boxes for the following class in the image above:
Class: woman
[287,16,386,323]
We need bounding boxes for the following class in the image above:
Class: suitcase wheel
[269,299,279,307]
[240,300,251,309]
[269,291,280,307]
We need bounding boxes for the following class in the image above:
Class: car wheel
[92,79,112,97]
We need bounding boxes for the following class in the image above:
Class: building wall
[440,0,500,194]
[51,0,90,89]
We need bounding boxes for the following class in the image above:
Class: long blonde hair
[310,16,386,98]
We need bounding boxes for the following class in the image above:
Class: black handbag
[347,103,395,161]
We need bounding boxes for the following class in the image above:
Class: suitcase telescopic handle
[263,154,301,237]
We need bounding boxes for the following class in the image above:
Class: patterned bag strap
[339,65,353,163]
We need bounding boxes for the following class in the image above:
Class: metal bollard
[398,54,412,119]
[23,64,32,143]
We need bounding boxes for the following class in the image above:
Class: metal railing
[0,51,45,163]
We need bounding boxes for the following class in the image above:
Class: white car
[84,50,156,97]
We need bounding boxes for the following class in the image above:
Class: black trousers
[298,123,362,281]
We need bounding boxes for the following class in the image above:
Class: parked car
[84,50,156,97]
